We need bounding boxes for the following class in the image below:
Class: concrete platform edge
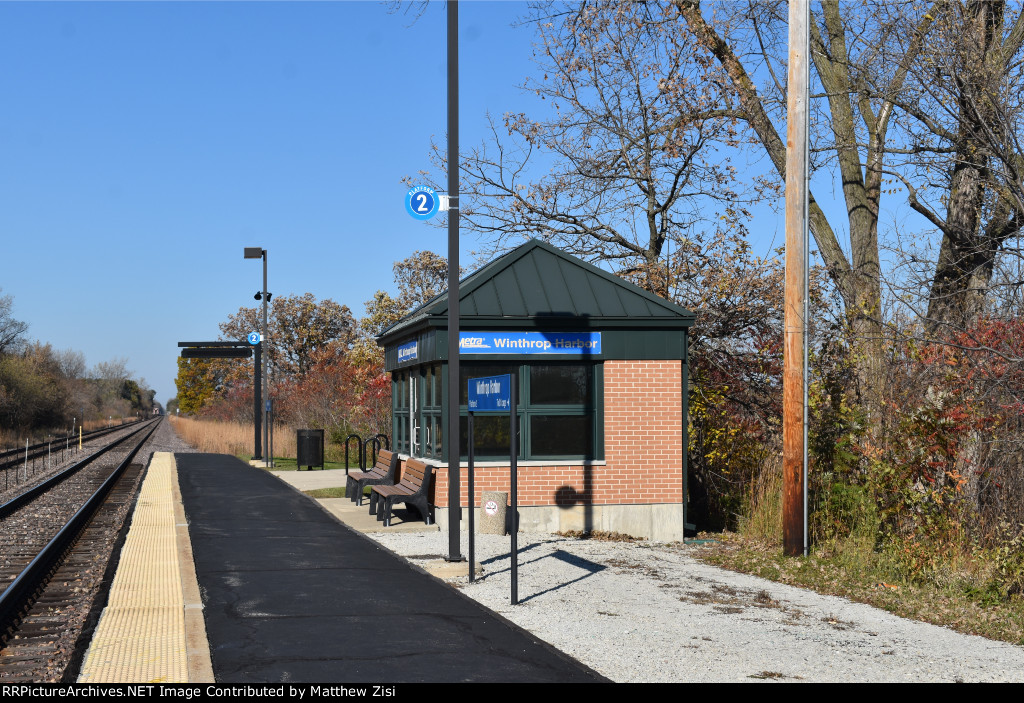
[77,452,214,684]
[171,455,215,683]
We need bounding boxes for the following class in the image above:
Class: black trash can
[296,429,325,470]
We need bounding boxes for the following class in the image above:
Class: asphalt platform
[175,453,607,683]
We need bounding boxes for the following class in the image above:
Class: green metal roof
[379,240,694,347]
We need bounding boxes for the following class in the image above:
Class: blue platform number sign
[467,374,512,413]
[405,185,440,221]
[247,332,261,345]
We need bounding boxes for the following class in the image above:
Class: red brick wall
[603,360,684,503]
[427,360,683,508]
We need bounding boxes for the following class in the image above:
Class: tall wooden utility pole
[784,0,809,557]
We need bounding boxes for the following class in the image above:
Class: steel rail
[0,418,148,469]
[0,419,156,520]
[0,418,161,636]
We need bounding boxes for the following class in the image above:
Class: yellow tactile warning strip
[78,452,214,683]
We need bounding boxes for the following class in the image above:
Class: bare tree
[884,1,1024,332]
[0,290,28,356]
[675,0,1024,418]
[55,349,87,380]
[92,357,131,382]
[416,1,751,283]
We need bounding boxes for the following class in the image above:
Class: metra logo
[460,337,490,349]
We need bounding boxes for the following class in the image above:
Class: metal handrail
[343,434,363,476]
[362,435,381,468]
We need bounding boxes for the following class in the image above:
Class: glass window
[530,415,592,456]
[396,371,409,409]
[393,371,410,454]
[401,361,601,461]
[459,362,600,460]
[425,365,434,407]
[394,364,443,460]
[460,415,514,456]
[530,365,592,405]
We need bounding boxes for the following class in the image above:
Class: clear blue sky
[0,1,811,408]
[0,0,562,405]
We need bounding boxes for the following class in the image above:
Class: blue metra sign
[459,331,601,355]
[467,374,511,412]
[405,185,440,220]
[247,332,261,345]
[397,340,418,363]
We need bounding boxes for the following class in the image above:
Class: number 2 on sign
[415,193,430,212]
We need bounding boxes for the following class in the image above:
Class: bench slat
[345,449,398,505]
[369,458,434,526]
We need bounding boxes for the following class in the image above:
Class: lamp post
[445,0,463,564]
[244,247,270,464]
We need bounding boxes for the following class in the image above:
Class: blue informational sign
[405,185,440,220]
[247,332,261,345]
[467,374,512,412]
[459,331,601,355]
[397,340,418,363]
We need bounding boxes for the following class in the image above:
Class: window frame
[458,361,603,462]
[393,361,604,462]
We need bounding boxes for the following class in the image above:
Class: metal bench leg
[380,498,391,524]
[413,498,432,525]
[368,489,379,515]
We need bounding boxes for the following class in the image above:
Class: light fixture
[244,246,270,465]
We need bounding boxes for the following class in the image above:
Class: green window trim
[393,362,604,462]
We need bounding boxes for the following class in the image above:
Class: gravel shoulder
[160,425,1024,683]
[364,529,1024,683]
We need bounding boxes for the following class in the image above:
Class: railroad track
[0,417,161,682]
[0,419,148,495]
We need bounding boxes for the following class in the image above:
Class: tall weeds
[739,455,782,543]
[171,416,298,459]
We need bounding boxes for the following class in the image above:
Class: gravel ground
[158,423,1024,683]
[364,529,1024,683]
[146,417,201,456]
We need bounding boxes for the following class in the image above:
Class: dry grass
[168,416,356,463]
[556,530,646,542]
[738,455,783,544]
[689,532,1024,645]
[170,416,298,458]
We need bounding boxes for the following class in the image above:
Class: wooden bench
[369,458,434,527]
[345,449,399,506]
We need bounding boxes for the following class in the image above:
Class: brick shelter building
[377,239,694,540]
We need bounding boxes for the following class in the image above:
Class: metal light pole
[446,0,463,563]
[245,247,270,465]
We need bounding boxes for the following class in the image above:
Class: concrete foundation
[434,502,685,542]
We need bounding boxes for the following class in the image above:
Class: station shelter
[377,239,695,540]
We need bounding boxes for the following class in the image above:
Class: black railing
[362,436,381,468]
[343,434,363,476]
